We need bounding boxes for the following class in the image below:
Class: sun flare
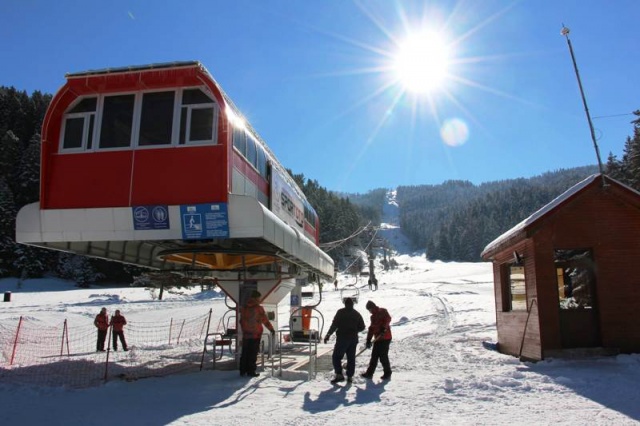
[393,31,451,94]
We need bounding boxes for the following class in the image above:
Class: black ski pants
[240,338,261,375]
[365,339,391,376]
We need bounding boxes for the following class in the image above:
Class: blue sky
[2,1,640,194]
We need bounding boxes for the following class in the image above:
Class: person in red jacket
[110,309,128,351]
[94,307,109,352]
[239,291,275,377]
[361,300,392,380]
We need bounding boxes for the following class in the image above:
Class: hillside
[348,166,598,261]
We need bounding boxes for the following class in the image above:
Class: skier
[324,297,365,383]
[361,300,392,380]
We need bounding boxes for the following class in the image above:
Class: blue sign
[132,205,170,230]
[180,203,229,240]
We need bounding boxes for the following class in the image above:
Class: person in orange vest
[239,290,275,377]
[110,309,128,351]
[94,307,109,352]
[361,300,392,380]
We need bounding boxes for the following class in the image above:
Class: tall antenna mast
[561,25,606,185]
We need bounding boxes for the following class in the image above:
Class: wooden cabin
[481,174,640,361]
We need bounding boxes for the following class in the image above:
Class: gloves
[324,335,330,344]
[366,340,372,349]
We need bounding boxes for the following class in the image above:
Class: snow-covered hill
[376,189,415,255]
[1,256,639,425]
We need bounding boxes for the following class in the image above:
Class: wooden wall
[491,181,640,359]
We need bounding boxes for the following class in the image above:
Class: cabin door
[555,249,600,348]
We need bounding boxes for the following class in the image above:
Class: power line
[592,113,635,120]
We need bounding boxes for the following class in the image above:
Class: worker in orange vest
[110,309,128,351]
[239,291,275,377]
[94,307,109,352]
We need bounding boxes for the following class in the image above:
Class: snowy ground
[1,256,640,425]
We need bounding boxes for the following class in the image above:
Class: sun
[393,30,451,94]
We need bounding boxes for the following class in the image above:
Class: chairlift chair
[289,306,324,343]
[340,284,359,304]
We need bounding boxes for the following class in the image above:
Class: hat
[344,297,354,308]
[251,290,262,299]
[365,301,376,310]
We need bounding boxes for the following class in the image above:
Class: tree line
[394,110,640,261]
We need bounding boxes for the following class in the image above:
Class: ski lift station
[15,61,334,373]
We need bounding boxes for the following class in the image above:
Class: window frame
[503,262,527,312]
[137,90,177,148]
[58,86,219,153]
[178,88,218,146]
[59,97,97,153]
[97,92,137,150]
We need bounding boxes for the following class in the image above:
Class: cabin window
[555,249,596,310]
[246,135,257,168]
[139,91,175,146]
[61,97,97,151]
[99,94,135,149]
[503,263,526,311]
[257,147,267,178]
[233,127,246,155]
[179,89,217,145]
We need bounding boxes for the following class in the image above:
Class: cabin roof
[481,174,640,259]
[65,61,200,78]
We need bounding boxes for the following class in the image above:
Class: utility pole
[366,228,378,289]
[561,25,606,186]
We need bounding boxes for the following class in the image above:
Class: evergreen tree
[0,130,20,178]
[0,177,16,277]
[56,253,105,288]
[13,132,41,207]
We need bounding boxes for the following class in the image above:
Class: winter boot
[330,373,345,384]
[380,372,392,380]
[360,372,373,379]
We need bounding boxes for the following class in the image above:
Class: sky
[2,1,640,194]
[1,193,640,425]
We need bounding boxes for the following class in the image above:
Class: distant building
[482,174,640,361]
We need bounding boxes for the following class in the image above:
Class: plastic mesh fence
[0,311,214,388]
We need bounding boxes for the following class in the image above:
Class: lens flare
[440,118,469,147]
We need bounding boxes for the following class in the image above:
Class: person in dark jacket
[240,290,275,377]
[324,297,365,383]
[94,307,109,352]
[110,309,128,351]
[361,300,392,380]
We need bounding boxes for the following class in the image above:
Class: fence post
[104,321,113,382]
[60,319,67,356]
[200,309,213,371]
[176,319,186,344]
[10,316,23,365]
[168,318,173,345]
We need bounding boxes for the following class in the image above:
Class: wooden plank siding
[485,176,640,360]
[493,240,542,360]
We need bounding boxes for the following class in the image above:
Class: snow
[0,192,639,425]
[2,260,640,425]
